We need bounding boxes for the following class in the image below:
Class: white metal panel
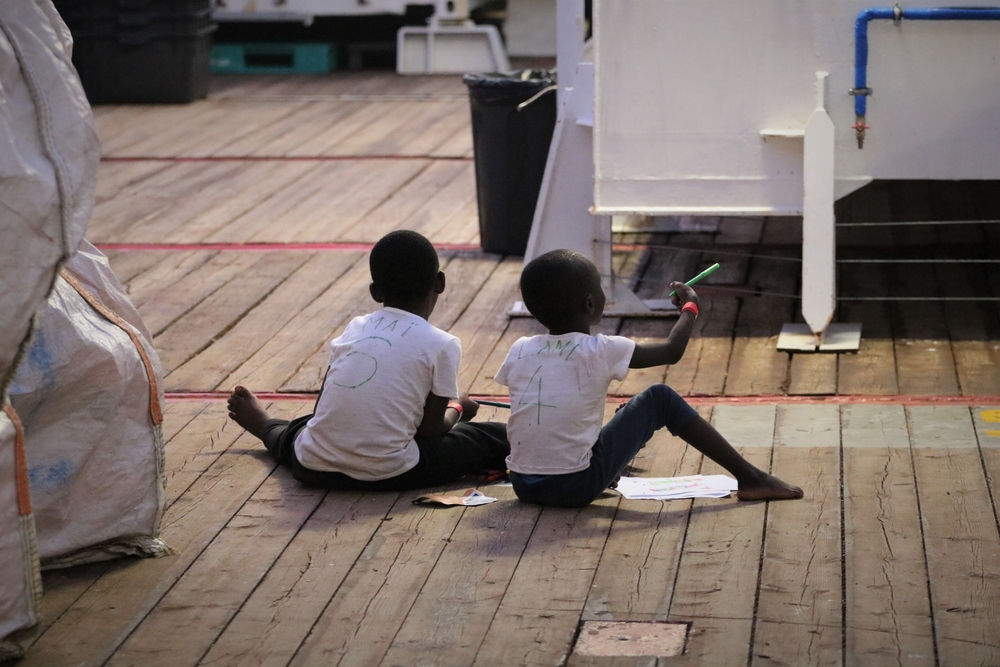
[214,0,484,18]
[593,0,1000,215]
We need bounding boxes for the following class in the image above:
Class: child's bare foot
[736,471,804,501]
[227,386,271,439]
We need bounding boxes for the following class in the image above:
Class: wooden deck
[7,71,1000,666]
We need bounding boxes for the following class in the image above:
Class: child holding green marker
[494,250,803,507]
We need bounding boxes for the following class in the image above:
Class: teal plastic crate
[211,43,334,74]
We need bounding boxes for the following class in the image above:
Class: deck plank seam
[972,408,1000,543]
[746,417,776,667]
[98,457,283,667]
[904,408,942,667]
[283,495,402,667]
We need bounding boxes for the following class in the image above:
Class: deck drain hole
[572,621,689,657]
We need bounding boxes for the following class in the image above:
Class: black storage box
[463,71,557,256]
[54,0,214,104]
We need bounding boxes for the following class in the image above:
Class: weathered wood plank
[285,102,403,157]
[788,353,837,395]
[110,162,252,242]
[88,162,239,242]
[18,402,302,667]
[283,160,431,243]
[198,490,398,667]
[428,118,474,159]
[256,159,390,241]
[158,161,320,244]
[907,406,1000,665]
[128,102,312,158]
[232,258,372,393]
[889,258,959,395]
[213,102,347,157]
[134,251,261,336]
[402,163,478,241]
[359,101,464,156]
[427,192,480,245]
[580,408,707,624]
[153,251,310,373]
[336,160,468,243]
[838,260,898,396]
[667,297,738,398]
[752,405,841,667]
[120,251,219,310]
[198,161,353,243]
[285,493,469,666]
[399,104,469,157]
[162,402,247,507]
[240,101,359,156]
[94,160,173,205]
[469,317,546,397]
[106,467,326,667]
[165,251,358,391]
[935,264,1000,396]
[611,247,702,395]
[104,248,179,286]
[452,258,525,394]
[667,405,773,667]
[842,404,935,667]
[724,250,797,396]
[96,103,218,155]
[7,561,116,653]
[973,406,1000,533]
[379,485,542,667]
[472,498,620,667]
[10,399,206,654]
[328,101,431,156]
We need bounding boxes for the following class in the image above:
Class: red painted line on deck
[100,155,473,163]
[96,242,483,253]
[165,392,999,406]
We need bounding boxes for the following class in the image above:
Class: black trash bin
[463,70,557,255]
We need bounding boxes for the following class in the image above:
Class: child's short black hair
[520,249,598,330]
[370,230,440,302]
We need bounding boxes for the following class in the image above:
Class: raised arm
[629,283,700,369]
[417,393,479,437]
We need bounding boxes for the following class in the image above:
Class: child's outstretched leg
[227,386,271,439]
[677,417,803,501]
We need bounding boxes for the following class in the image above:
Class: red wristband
[681,301,699,319]
[447,401,464,417]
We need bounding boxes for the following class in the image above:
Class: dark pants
[262,415,510,491]
[509,384,699,508]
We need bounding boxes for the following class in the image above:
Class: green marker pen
[668,263,721,297]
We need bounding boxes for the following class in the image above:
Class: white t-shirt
[294,307,461,480]
[494,333,635,475]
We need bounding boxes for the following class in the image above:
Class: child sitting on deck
[494,249,803,508]
[228,230,509,491]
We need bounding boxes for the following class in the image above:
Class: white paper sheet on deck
[615,475,738,500]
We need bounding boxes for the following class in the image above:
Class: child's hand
[458,395,479,421]
[670,282,700,310]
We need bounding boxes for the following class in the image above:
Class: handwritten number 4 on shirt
[518,365,557,425]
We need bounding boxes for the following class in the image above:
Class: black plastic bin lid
[462,70,557,105]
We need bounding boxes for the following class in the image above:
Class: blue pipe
[852,5,1000,147]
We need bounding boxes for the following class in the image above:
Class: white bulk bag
[0,406,41,662]
[10,243,168,568]
[0,0,99,654]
